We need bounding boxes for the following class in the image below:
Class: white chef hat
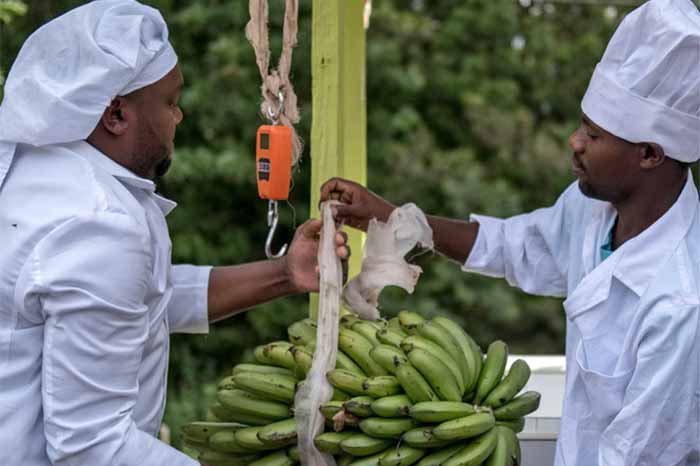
[581,0,700,162]
[0,0,177,189]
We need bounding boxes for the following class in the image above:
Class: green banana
[493,391,540,420]
[337,454,354,466]
[320,400,345,421]
[401,426,454,448]
[287,446,300,462]
[314,431,357,454]
[395,362,438,403]
[216,389,291,421]
[197,449,259,466]
[232,363,296,378]
[340,433,393,456]
[208,430,259,454]
[409,401,476,423]
[387,317,408,336]
[379,444,426,466]
[180,421,247,443]
[339,327,388,376]
[333,388,352,401]
[370,344,408,375]
[418,321,471,392]
[363,375,402,398]
[347,448,393,466]
[483,359,531,408]
[209,402,270,426]
[474,341,508,405]
[414,443,463,466]
[345,396,375,418]
[262,342,297,371]
[443,427,499,466]
[247,449,296,466]
[359,417,417,439]
[287,318,317,346]
[484,426,512,466]
[257,418,298,448]
[431,317,482,394]
[352,320,382,346]
[340,313,362,328]
[376,328,406,348]
[433,412,496,441]
[371,394,413,418]
[254,341,293,366]
[218,375,237,391]
[496,417,525,433]
[234,426,277,451]
[231,372,296,403]
[337,350,366,376]
[398,310,425,334]
[401,334,464,399]
[289,345,313,377]
[406,347,462,402]
[499,424,522,465]
[327,369,366,396]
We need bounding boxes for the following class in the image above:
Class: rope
[245,0,303,166]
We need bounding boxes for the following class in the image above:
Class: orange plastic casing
[256,125,292,201]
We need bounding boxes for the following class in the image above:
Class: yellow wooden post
[309,1,367,318]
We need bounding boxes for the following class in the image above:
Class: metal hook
[265,200,288,259]
[266,91,285,125]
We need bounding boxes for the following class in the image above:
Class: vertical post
[309,1,367,319]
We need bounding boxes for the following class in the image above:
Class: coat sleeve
[598,303,700,466]
[167,264,211,334]
[34,213,200,466]
[462,182,581,298]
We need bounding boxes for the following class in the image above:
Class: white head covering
[581,0,700,162]
[0,0,177,190]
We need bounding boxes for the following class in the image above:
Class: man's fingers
[299,219,323,239]
[336,245,349,259]
[335,230,348,245]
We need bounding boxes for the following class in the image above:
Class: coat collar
[610,172,698,297]
[67,141,177,215]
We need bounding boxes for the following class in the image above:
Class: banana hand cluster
[181,312,540,466]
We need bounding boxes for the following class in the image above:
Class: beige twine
[245,0,303,166]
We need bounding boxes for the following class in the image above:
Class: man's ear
[100,97,131,136]
[639,142,665,170]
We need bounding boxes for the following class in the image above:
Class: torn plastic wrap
[294,201,342,466]
[342,203,434,320]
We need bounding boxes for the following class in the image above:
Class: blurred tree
[0,0,636,449]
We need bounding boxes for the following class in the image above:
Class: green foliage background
[1,0,638,450]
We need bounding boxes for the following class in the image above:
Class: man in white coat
[0,1,348,466]
[321,0,700,464]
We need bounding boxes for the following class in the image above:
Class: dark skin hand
[319,178,479,265]
[207,219,350,323]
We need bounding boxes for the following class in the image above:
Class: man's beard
[133,121,172,179]
[155,157,172,177]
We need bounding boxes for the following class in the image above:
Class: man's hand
[319,177,396,232]
[284,219,350,293]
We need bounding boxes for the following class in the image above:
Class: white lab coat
[0,141,210,466]
[465,175,700,466]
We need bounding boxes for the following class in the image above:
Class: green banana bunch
[234,426,278,451]
[314,431,357,455]
[416,321,471,394]
[398,311,425,334]
[483,426,518,466]
[493,391,540,420]
[483,359,531,408]
[473,341,508,405]
[257,418,298,448]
